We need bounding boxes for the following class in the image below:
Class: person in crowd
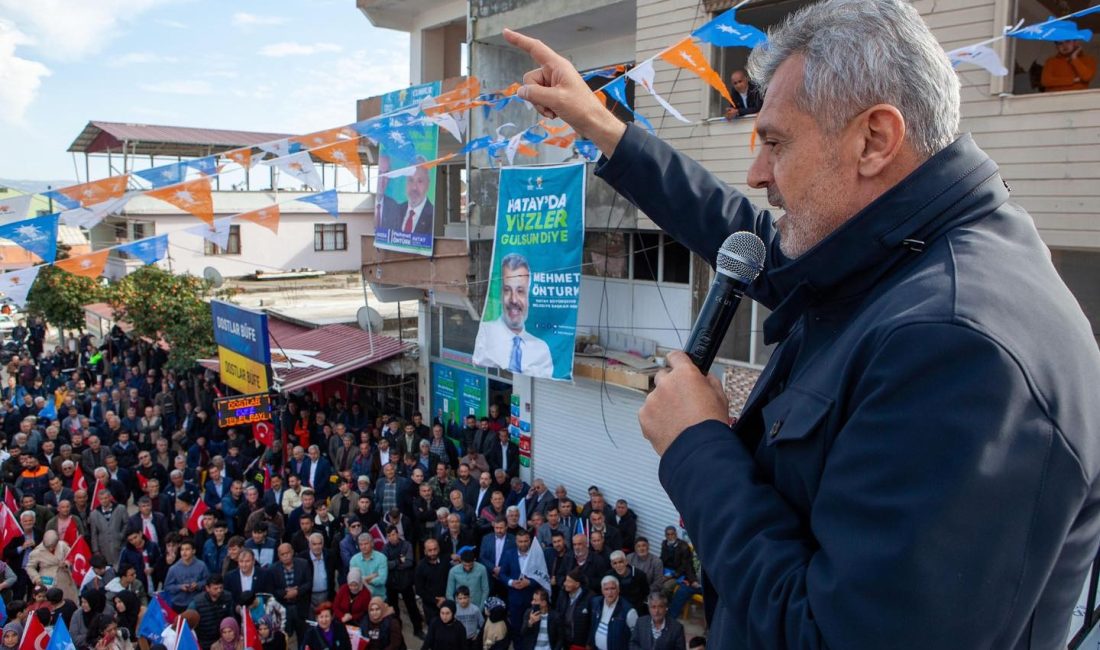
[420,599,466,650]
[381,525,421,638]
[164,539,208,611]
[447,548,489,609]
[349,534,387,596]
[518,587,558,650]
[256,616,287,650]
[413,538,449,626]
[361,596,404,650]
[271,543,310,643]
[627,537,663,593]
[210,617,243,650]
[189,574,235,650]
[630,592,685,650]
[589,575,638,650]
[1041,39,1096,92]
[334,568,372,625]
[301,602,352,650]
[609,550,649,615]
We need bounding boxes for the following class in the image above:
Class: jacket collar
[762,134,1008,343]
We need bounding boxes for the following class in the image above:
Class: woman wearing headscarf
[91,613,132,650]
[70,591,106,649]
[420,600,465,650]
[361,597,404,650]
[256,616,287,650]
[210,617,243,650]
[2,622,22,650]
[333,569,371,625]
[111,591,141,638]
[301,602,351,650]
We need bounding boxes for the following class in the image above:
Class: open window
[1004,0,1100,95]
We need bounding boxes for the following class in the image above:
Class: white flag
[264,151,324,190]
[258,138,293,158]
[0,266,41,308]
[505,132,524,165]
[379,164,418,179]
[421,112,464,143]
[0,195,32,224]
[522,540,552,593]
[627,60,691,123]
[187,216,235,250]
[60,194,132,229]
[948,44,1008,76]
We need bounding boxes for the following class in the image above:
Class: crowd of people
[0,328,708,650]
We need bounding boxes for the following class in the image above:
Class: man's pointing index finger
[503,28,556,65]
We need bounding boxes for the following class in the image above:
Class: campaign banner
[472,162,586,380]
[374,81,441,257]
[211,300,271,364]
[431,362,487,425]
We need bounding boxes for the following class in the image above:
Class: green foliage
[106,266,215,372]
[25,264,103,331]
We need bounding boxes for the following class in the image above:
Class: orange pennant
[594,90,608,106]
[420,154,456,170]
[659,37,733,104]
[58,175,129,208]
[312,140,365,183]
[423,77,484,116]
[146,177,214,225]
[516,143,538,158]
[55,250,110,279]
[499,82,522,98]
[291,126,357,150]
[545,133,577,149]
[538,120,572,136]
[237,205,281,234]
[224,148,253,168]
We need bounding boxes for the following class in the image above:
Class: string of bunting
[0,2,1093,305]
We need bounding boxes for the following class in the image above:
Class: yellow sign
[218,345,270,394]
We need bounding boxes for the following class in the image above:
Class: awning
[200,323,412,394]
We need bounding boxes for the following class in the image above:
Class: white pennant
[258,138,293,158]
[947,44,1008,76]
[60,194,132,229]
[187,216,235,250]
[379,164,418,179]
[505,132,524,165]
[421,112,464,143]
[264,151,324,190]
[0,266,41,308]
[626,60,691,123]
[0,195,32,224]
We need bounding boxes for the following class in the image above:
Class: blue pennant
[693,7,768,48]
[186,155,218,176]
[117,234,168,265]
[574,140,600,162]
[0,213,59,263]
[135,162,186,188]
[604,77,654,133]
[1008,17,1092,42]
[298,189,339,218]
[461,135,496,154]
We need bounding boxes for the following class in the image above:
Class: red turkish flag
[72,465,88,492]
[136,472,149,491]
[18,605,49,650]
[186,500,209,534]
[66,537,92,586]
[90,480,105,509]
[59,517,79,547]
[0,505,21,553]
[368,523,386,551]
[253,421,274,447]
[243,608,261,650]
[3,487,16,516]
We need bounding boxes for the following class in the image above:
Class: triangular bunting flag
[258,139,299,159]
[0,195,32,223]
[134,162,187,188]
[185,156,219,176]
[265,152,323,190]
[421,154,456,170]
[187,216,235,250]
[575,139,600,161]
[146,178,215,225]
[659,38,734,103]
[237,205,280,234]
[544,132,577,149]
[313,140,366,183]
[291,126,355,149]
[422,113,464,142]
[297,190,339,218]
[947,44,1008,76]
[423,77,482,116]
[57,175,129,208]
[55,250,110,279]
[0,266,41,308]
[223,148,256,169]
[460,135,496,155]
[693,7,768,48]
[0,214,59,263]
[1008,17,1092,42]
[117,234,169,265]
[604,77,654,132]
[59,194,131,229]
[627,60,691,123]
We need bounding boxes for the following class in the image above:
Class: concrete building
[357,0,1100,547]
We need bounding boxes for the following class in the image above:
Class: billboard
[212,300,271,394]
[431,362,487,426]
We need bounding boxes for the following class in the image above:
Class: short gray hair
[747,0,959,159]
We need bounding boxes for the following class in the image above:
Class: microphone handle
[684,276,748,374]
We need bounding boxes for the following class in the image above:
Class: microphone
[684,231,766,373]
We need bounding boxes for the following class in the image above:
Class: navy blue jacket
[597,125,1100,648]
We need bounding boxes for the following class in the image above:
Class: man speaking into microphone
[505,0,1100,647]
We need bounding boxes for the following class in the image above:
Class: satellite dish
[203,266,224,288]
[357,306,383,333]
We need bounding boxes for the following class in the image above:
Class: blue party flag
[117,234,168,265]
[176,617,200,650]
[461,135,496,154]
[0,213,59,264]
[1008,17,1092,42]
[38,399,56,422]
[604,77,655,133]
[41,191,80,211]
[45,613,71,650]
[297,190,339,218]
[137,592,171,642]
[574,140,600,162]
[693,7,768,48]
[185,156,218,176]
[134,162,186,189]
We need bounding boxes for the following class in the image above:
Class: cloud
[233,12,288,27]
[0,0,168,61]
[139,80,213,95]
[0,20,51,124]
[259,42,343,58]
[108,52,179,67]
[289,47,409,132]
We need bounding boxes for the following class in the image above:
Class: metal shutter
[531,377,682,544]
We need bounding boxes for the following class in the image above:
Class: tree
[107,266,215,373]
[25,264,103,332]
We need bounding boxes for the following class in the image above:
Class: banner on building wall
[431,362,487,427]
[374,81,441,257]
[212,300,271,394]
[473,162,586,381]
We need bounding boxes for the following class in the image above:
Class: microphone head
[716,231,766,282]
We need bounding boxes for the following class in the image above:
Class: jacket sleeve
[594,124,787,310]
[658,322,1076,648]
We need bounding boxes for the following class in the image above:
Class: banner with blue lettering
[473,162,585,381]
[374,81,441,257]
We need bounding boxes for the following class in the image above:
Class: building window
[584,231,690,284]
[581,63,637,125]
[314,223,347,251]
[435,162,467,224]
[204,225,241,255]
[708,0,807,117]
[1006,0,1100,95]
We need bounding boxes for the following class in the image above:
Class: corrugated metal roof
[201,322,410,393]
[267,317,311,343]
[68,121,294,158]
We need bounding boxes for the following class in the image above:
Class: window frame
[314,222,348,252]
[204,225,241,256]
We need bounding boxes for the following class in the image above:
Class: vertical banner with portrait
[473,162,586,381]
[374,81,441,257]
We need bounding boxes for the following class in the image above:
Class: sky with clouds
[0,0,410,181]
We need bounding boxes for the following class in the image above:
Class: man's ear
[855,104,907,178]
